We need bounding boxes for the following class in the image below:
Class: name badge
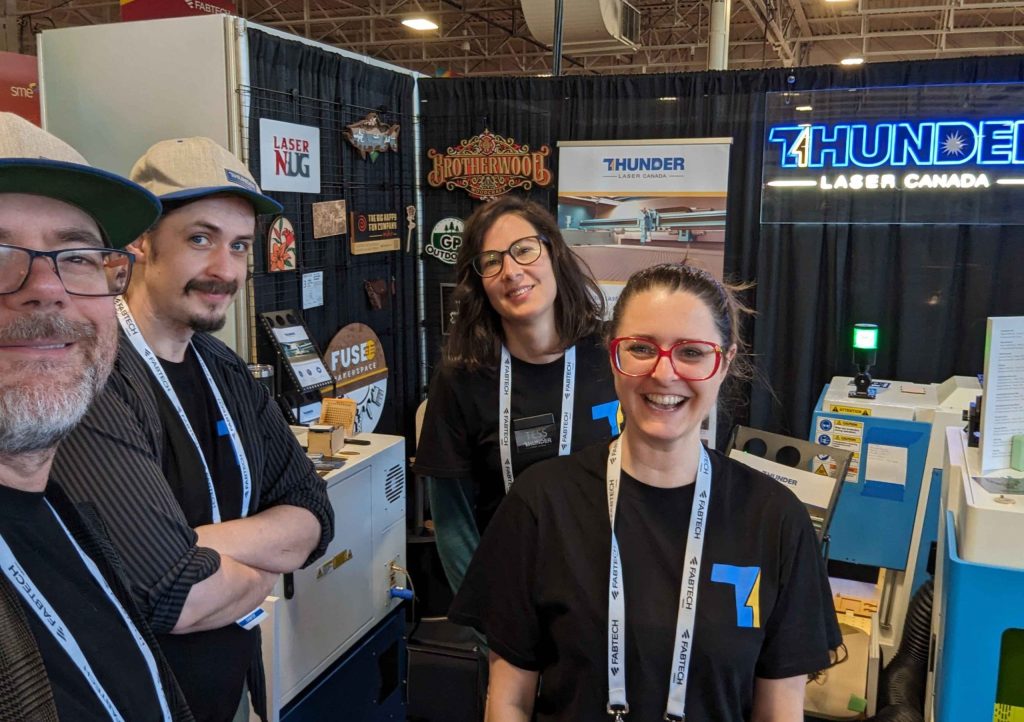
[513,413,557,454]
[236,607,268,630]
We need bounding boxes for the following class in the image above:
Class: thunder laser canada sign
[761,83,1024,224]
[767,119,1024,190]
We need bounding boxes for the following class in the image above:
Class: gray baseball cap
[130,136,282,215]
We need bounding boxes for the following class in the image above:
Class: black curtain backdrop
[246,29,418,438]
[421,56,1024,444]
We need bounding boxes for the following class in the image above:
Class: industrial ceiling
[8,0,1024,76]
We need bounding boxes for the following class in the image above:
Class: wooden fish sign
[344,112,400,161]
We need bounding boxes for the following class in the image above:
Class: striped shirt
[52,330,334,633]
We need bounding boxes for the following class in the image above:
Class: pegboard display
[245,28,419,437]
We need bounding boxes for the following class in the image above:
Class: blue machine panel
[811,393,930,570]
[911,468,942,595]
[937,512,1024,721]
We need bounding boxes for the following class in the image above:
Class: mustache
[0,313,97,345]
[184,278,239,296]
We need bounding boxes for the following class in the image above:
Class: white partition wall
[37,15,248,354]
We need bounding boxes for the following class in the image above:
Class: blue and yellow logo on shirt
[591,400,623,435]
[711,564,761,628]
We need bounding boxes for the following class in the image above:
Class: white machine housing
[261,433,406,720]
[944,428,1024,569]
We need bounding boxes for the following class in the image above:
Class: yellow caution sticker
[994,703,1024,722]
[826,403,872,416]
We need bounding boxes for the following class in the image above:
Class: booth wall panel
[420,57,1024,442]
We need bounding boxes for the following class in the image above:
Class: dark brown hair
[444,195,605,370]
[608,262,754,381]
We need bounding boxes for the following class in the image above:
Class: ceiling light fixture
[840,56,865,66]
[795,105,813,112]
[402,17,438,31]
[659,96,678,101]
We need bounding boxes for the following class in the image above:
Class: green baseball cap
[0,112,162,249]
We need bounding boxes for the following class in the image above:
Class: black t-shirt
[413,334,619,532]
[0,485,166,721]
[449,442,842,722]
[158,347,245,525]
[152,348,256,722]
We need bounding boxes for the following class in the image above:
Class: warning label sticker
[815,416,863,482]
[825,402,872,417]
[994,703,1024,722]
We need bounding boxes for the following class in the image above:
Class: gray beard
[0,314,112,455]
[0,363,102,454]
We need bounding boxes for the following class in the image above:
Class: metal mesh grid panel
[244,28,419,436]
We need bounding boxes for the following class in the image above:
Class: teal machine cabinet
[930,428,1024,722]
[810,376,979,663]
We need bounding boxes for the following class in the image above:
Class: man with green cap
[0,111,193,720]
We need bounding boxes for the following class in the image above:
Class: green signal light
[853,324,878,351]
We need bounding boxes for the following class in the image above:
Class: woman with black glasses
[413,195,619,597]
[449,263,841,722]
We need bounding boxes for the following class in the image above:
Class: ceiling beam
[740,0,797,65]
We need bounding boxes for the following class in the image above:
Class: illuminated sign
[427,129,552,200]
[761,83,1024,224]
[764,120,1024,193]
[768,121,1024,170]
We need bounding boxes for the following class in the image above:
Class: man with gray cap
[0,112,193,720]
[54,136,333,722]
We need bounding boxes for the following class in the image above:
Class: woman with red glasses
[450,263,840,722]
[414,195,619,598]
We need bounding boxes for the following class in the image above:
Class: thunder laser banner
[557,138,732,282]
[761,82,1024,224]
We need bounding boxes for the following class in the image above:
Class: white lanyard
[116,297,252,523]
[0,502,173,722]
[498,345,576,493]
[606,436,712,721]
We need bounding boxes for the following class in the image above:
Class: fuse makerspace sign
[325,323,388,433]
[761,83,1024,224]
[427,129,552,200]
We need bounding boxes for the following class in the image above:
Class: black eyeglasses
[471,235,549,278]
[0,243,134,297]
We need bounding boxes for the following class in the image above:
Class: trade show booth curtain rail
[421,56,1024,441]
[245,29,418,437]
